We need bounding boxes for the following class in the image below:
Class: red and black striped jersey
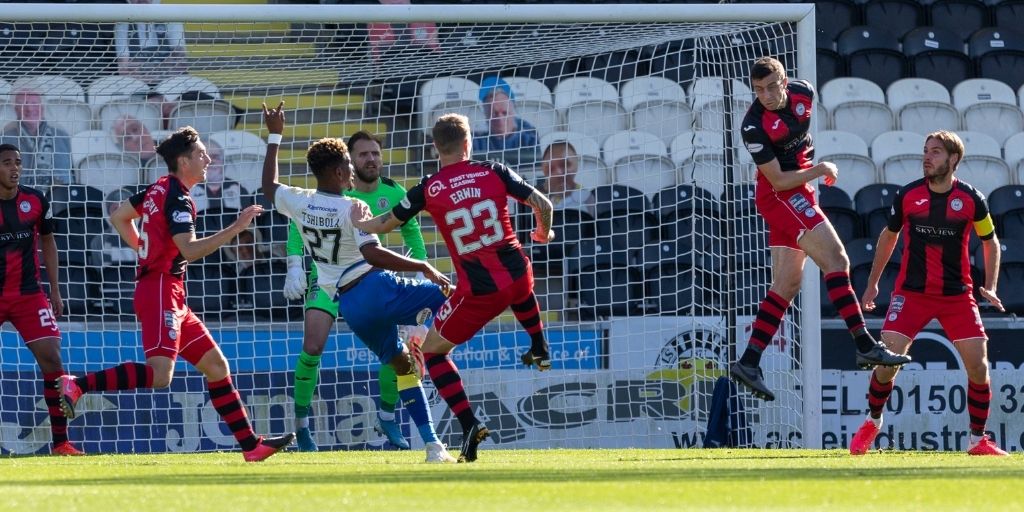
[0,186,53,298]
[741,79,816,191]
[129,175,195,279]
[392,160,535,296]
[888,178,995,296]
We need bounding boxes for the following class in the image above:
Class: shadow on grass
[1,465,1022,487]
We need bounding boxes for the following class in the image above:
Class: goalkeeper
[283,131,428,452]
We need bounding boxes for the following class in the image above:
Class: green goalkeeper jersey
[286,176,427,261]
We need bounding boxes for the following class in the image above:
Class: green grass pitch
[3,449,1023,511]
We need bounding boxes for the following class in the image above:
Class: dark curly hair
[156,126,200,173]
[306,137,351,179]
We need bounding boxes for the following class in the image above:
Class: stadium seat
[817,102,831,130]
[646,40,695,86]
[991,238,1024,314]
[928,0,989,42]
[235,260,298,322]
[87,75,150,115]
[992,0,1024,31]
[969,27,1024,91]
[553,77,628,145]
[815,130,876,198]
[529,207,595,273]
[847,236,902,314]
[208,130,268,193]
[620,76,692,146]
[957,130,1011,196]
[815,0,861,48]
[901,27,974,93]
[98,265,136,319]
[512,59,581,96]
[855,183,901,237]
[688,77,751,147]
[568,237,642,318]
[97,99,163,137]
[671,130,730,200]
[886,78,960,135]
[821,77,895,147]
[987,185,1024,240]
[953,78,1024,146]
[47,183,104,219]
[653,184,720,241]
[170,92,237,135]
[836,26,907,91]
[591,183,655,249]
[154,74,222,102]
[502,76,559,140]
[871,130,926,185]
[819,186,862,241]
[862,0,924,42]
[186,263,230,315]
[638,240,715,315]
[817,48,846,85]
[71,130,142,195]
[538,131,608,189]
[1003,131,1024,188]
[417,76,483,136]
[602,130,676,198]
[56,266,100,319]
[13,74,92,135]
[53,211,105,268]
[579,49,643,86]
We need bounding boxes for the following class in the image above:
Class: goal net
[0,3,820,454]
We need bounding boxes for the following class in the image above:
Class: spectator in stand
[0,88,73,190]
[360,0,440,62]
[191,139,244,213]
[473,76,538,163]
[111,114,158,169]
[145,92,175,130]
[539,139,594,215]
[114,0,188,84]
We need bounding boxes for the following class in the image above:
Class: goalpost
[0,2,821,454]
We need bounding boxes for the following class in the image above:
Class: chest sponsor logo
[172,210,192,223]
[427,180,445,198]
[950,198,963,212]
[787,193,811,213]
[19,201,30,213]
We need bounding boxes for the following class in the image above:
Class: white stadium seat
[87,76,151,113]
[953,78,1023,146]
[620,76,692,145]
[208,130,268,193]
[155,75,222,102]
[602,130,675,198]
[688,77,751,147]
[503,76,560,139]
[816,130,877,197]
[671,130,730,199]
[97,100,163,136]
[871,130,926,186]
[553,77,628,144]
[417,76,484,136]
[821,77,895,147]
[886,78,960,135]
[71,130,141,195]
[957,130,1011,196]
[1003,132,1024,185]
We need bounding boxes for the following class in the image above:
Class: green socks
[293,351,322,423]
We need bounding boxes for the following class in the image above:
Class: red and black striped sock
[868,370,894,419]
[824,271,874,352]
[42,371,68,446]
[511,293,547,355]
[77,362,154,393]
[739,291,790,367]
[207,376,259,452]
[967,380,991,436]
[424,353,477,432]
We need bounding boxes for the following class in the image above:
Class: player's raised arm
[173,204,264,262]
[350,201,404,234]
[261,101,286,204]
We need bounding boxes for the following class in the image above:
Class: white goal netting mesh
[0,5,812,454]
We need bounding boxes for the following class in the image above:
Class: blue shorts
[337,270,447,364]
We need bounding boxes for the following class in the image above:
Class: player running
[283,130,430,452]
[730,56,910,401]
[57,127,294,461]
[262,103,457,463]
[351,112,556,463]
[850,131,1007,456]
[0,144,81,456]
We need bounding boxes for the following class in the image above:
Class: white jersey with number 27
[273,184,379,298]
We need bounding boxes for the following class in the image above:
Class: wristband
[267,133,283,145]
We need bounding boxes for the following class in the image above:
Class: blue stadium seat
[928,0,989,42]
[855,183,901,238]
[902,27,974,92]
[988,185,1024,240]
[969,27,1024,90]
[837,26,907,90]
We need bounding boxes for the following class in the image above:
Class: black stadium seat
[987,185,1024,240]
[855,183,901,237]
[863,0,924,40]
[969,27,1024,91]
[928,0,988,42]
[992,0,1024,32]
[819,186,862,241]
[903,26,974,92]
[567,238,641,319]
[837,26,907,90]
[814,0,861,48]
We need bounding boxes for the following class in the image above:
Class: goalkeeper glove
[283,255,307,300]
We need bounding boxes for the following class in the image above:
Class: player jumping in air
[0,144,81,456]
[57,128,294,461]
[262,103,457,463]
[351,112,556,463]
[850,131,1007,456]
[730,57,910,401]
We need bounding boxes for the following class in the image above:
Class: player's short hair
[306,137,351,179]
[156,126,200,173]
[347,130,383,150]
[750,56,787,81]
[432,113,471,156]
[926,130,965,169]
[0,143,20,155]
